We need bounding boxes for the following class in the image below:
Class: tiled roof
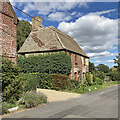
[18,26,88,57]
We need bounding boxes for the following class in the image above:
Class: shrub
[92,70,106,82]
[17,52,72,75]
[22,74,38,92]
[70,79,81,89]
[95,77,104,85]
[32,73,52,89]
[96,71,105,80]
[49,74,71,90]
[1,57,23,102]
[19,91,47,108]
[109,71,120,81]
[92,72,96,83]
[1,102,10,115]
[86,72,93,86]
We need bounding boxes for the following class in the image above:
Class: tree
[114,53,120,71]
[96,64,109,73]
[89,62,95,73]
[17,20,32,51]
[1,57,23,102]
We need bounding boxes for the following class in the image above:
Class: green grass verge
[63,81,120,94]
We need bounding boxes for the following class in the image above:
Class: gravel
[36,88,80,102]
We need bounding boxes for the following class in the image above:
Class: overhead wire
[11,4,84,47]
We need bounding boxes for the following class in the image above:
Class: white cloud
[105,60,114,63]
[22,2,89,15]
[87,51,118,59]
[71,11,77,16]
[76,12,83,17]
[58,13,118,59]
[48,12,72,21]
[9,0,93,2]
[94,60,102,63]
[89,9,117,16]
[9,0,17,6]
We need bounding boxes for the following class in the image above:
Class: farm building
[18,16,89,80]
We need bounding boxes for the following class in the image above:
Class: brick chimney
[32,16,42,31]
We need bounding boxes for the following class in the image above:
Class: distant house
[18,16,89,81]
[0,1,17,63]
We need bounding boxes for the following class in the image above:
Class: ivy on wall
[17,52,72,75]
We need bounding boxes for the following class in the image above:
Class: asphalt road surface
[3,85,119,119]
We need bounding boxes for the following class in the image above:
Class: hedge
[30,73,71,90]
[31,73,52,89]
[49,74,71,90]
[17,52,72,75]
[21,74,38,92]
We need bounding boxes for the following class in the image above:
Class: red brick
[0,1,17,63]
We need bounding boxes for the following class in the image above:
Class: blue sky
[10,1,119,68]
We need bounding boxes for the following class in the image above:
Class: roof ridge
[47,26,74,40]
[55,32,65,49]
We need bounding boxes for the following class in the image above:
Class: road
[3,85,119,119]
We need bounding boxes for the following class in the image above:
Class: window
[78,71,80,82]
[74,72,77,80]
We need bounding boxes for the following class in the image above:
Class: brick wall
[68,52,89,81]
[0,1,17,63]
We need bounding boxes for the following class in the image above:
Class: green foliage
[93,70,105,80]
[85,72,93,86]
[19,91,47,108]
[32,73,52,89]
[109,71,120,81]
[94,77,104,85]
[70,79,81,89]
[114,53,120,72]
[1,102,10,114]
[96,64,109,73]
[1,57,23,102]
[17,52,72,75]
[49,74,71,90]
[110,67,117,72]
[17,20,32,51]
[89,62,95,73]
[22,74,38,92]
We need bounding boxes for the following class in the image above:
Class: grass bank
[63,81,120,94]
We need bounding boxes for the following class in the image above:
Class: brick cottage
[18,16,89,81]
[0,1,17,63]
